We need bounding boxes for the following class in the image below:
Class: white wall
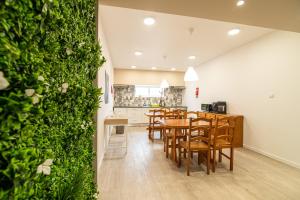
[114,69,185,86]
[185,31,300,168]
[96,2,114,179]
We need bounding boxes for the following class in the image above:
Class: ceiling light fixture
[151,67,157,70]
[134,51,143,56]
[144,17,156,26]
[228,28,240,36]
[188,55,196,60]
[171,68,176,71]
[236,0,245,7]
[131,65,136,69]
[184,67,198,82]
[160,79,169,89]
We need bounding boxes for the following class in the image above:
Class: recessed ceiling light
[188,55,196,60]
[134,51,143,56]
[228,28,240,36]
[131,65,136,69]
[171,68,176,71]
[236,0,245,7]
[151,67,157,70]
[144,17,156,26]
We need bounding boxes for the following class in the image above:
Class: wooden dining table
[159,118,213,162]
[144,111,185,140]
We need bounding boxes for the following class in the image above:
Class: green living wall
[0,0,104,199]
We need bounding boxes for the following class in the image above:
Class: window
[149,87,162,97]
[135,85,162,97]
[135,86,149,97]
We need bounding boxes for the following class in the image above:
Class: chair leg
[172,134,177,162]
[212,149,216,173]
[152,130,155,142]
[219,149,222,162]
[166,137,169,158]
[207,150,210,175]
[163,136,166,152]
[178,147,182,168]
[198,151,201,165]
[183,137,187,158]
[150,129,154,142]
[174,142,177,163]
[230,147,234,171]
[187,151,191,176]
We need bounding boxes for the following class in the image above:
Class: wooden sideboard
[214,113,244,148]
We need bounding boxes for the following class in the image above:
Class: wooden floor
[98,127,300,200]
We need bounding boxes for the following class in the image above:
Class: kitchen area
[112,69,188,125]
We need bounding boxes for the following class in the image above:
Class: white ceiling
[100,5,273,71]
[100,0,300,33]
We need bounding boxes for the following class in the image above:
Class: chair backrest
[187,117,213,150]
[163,108,171,112]
[153,109,165,120]
[149,109,165,126]
[184,111,199,119]
[205,113,216,120]
[198,112,206,118]
[163,110,179,119]
[212,116,236,147]
[172,109,185,119]
[216,114,227,119]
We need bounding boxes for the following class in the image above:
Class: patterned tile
[114,85,184,107]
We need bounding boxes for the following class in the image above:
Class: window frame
[134,85,162,98]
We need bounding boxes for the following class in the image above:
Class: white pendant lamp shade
[160,79,169,88]
[184,67,198,82]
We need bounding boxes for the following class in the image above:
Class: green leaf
[1,0,104,198]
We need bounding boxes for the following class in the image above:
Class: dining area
[97,1,300,199]
[146,109,241,176]
[99,108,300,200]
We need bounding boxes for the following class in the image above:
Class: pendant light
[160,79,169,88]
[184,67,198,82]
[184,27,199,82]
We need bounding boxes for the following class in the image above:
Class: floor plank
[98,127,300,200]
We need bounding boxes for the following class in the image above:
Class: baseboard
[243,144,300,170]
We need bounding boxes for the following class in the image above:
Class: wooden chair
[178,118,213,175]
[184,111,199,119]
[172,109,185,119]
[148,109,165,141]
[163,108,171,112]
[211,117,236,172]
[205,113,216,120]
[163,111,183,160]
[198,112,206,118]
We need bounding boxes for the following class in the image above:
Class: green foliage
[0,0,104,199]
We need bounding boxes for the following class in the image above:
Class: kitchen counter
[113,106,187,124]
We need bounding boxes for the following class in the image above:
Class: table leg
[148,127,151,140]
[172,129,177,162]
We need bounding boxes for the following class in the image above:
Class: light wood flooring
[98,127,300,200]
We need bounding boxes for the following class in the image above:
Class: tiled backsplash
[114,85,185,107]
